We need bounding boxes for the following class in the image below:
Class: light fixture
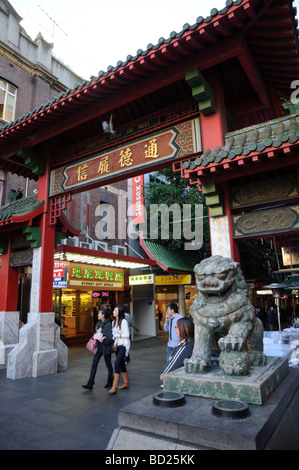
[263,283,285,332]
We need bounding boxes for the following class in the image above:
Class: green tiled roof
[143,239,202,272]
[182,113,299,171]
[0,195,43,221]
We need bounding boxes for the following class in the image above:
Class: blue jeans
[89,343,113,383]
[114,345,127,374]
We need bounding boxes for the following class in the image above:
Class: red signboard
[132,175,145,224]
[50,119,201,196]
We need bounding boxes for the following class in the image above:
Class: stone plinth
[108,368,299,450]
[163,356,289,405]
[6,312,68,379]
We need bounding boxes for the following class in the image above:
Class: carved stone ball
[219,350,251,376]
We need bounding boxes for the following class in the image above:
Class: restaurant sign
[50,119,201,196]
[68,263,124,290]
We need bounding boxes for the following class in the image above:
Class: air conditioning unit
[63,236,79,247]
[112,245,127,255]
[79,241,91,249]
[92,241,108,251]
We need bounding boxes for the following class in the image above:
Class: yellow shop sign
[155,275,191,285]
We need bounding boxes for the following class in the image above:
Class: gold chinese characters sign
[155,275,191,285]
[49,119,201,196]
[68,263,124,291]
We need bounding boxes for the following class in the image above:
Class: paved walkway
[0,335,167,450]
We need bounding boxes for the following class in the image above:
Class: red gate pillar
[0,234,19,311]
[200,75,227,150]
[7,149,67,379]
[0,234,20,358]
[36,152,55,313]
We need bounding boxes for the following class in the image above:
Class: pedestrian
[124,305,139,363]
[255,306,266,328]
[82,306,113,390]
[164,302,183,362]
[109,305,131,394]
[160,317,194,382]
[157,308,163,332]
[267,304,279,331]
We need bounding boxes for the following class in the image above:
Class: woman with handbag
[82,306,113,390]
[109,305,131,394]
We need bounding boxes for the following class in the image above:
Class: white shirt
[164,313,183,348]
[112,318,130,355]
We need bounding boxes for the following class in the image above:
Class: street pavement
[0,335,167,450]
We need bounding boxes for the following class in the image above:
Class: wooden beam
[237,36,270,106]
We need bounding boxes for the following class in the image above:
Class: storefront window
[184,285,197,315]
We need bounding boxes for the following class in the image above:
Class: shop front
[129,272,195,337]
[154,274,195,319]
[53,260,125,337]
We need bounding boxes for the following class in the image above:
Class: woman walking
[82,306,113,390]
[109,305,131,394]
[160,317,194,382]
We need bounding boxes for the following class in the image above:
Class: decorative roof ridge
[0,194,44,221]
[95,1,236,77]
[225,112,299,139]
[182,112,299,170]
[0,0,249,133]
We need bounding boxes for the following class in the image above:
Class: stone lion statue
[185,255,266,376]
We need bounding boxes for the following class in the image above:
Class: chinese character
[72,267,82,278]
[115,272,123,281]
[97,156,110,175]
[119,148,133,167]
[144,139,159,158]
[77,163,89,181]
[95,269,105,280]
[105,271,114,281]
[84,269,94,279]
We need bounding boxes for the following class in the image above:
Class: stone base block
[54,325,68,372]
[7,320,37,379]
[163,356,289,405]
[0,311,20,344]
[6,313,68,379]
[0,344,16,369]
[32,349,58,377]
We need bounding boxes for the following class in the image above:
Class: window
[0,79,17,122]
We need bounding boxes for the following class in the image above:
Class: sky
[9,0,299,80]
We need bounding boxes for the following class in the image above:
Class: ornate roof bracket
[17,148,46,175]
[201,182,224,217]
[185,68,216,116]
[22,226,41,248]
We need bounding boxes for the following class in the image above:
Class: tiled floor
[0,335,167,450]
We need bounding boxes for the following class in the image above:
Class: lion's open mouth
[198,279,235,300]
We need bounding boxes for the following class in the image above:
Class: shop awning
[140,238,202,273]
[55,244,156,269]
